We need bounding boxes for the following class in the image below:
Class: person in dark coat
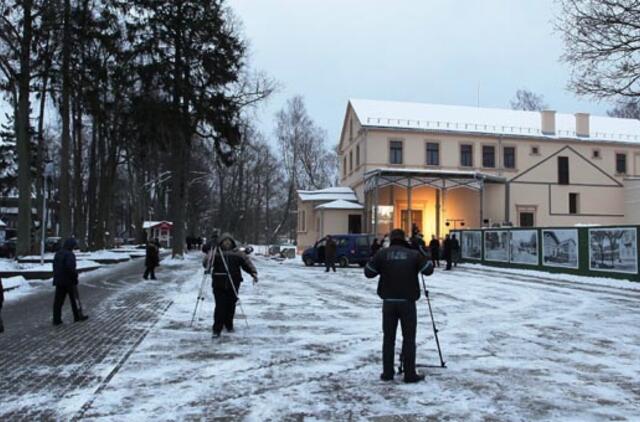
[0,277,4,333]
[324,235,337,272]
[204,233,258,336]
[364,228,434,383]
[410,233,428,256]
[143,240,160,280]
[442,234,453,270]
[52,238,88,325]
[370,238,382,256]
[451,234,461,267]
[429,235,441,268]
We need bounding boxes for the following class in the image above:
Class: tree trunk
[87,116,98,249]
[73,99,85,248]
[16,0,34,257]
[58,0,72,239]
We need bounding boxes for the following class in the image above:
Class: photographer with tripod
[364,228,434,383]
[203,233,258,337]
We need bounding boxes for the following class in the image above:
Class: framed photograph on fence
[484,230,509,262]
[510,230,538,265]
[542,229,579,269]
[589,227,638,274]
[462,231,482,260]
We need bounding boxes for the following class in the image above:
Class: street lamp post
[40,162,55,265]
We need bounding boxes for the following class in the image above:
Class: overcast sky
[229,0,613,146]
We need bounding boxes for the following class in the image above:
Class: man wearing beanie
[364,228,434,383]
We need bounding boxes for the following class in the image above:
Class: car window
[337,238,348,247]
[356,237,368,247]
[317,240,326,247]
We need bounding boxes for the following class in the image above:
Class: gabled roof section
[298,187,358,202]
[315,199,364,210]
[349,98,640,145]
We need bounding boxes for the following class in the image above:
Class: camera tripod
[190,245,249,328]
[398,274,446,373]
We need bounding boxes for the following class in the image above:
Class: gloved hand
[252,274,259,284]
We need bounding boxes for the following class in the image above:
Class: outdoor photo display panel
[510,230,538,265]
[542,229,579,269]
[589,227,638,274]
[462,231,482,260]
[484,230,509,262]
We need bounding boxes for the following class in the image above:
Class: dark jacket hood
[217,233,237,250]
[63,238,77,251]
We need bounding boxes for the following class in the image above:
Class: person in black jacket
[429,235,440,268]
[324,235,337,272]
[365,228,434,383]
[370,238,382,256]
[143,240,160,280]
[442,234,453,270]
[52,238,88,325]
[204,233,258,337]
[0,277,4,333]
[451,234,461,267]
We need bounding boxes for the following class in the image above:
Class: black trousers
[143,266,156,279]
[213,286,238,333]
[53,285,81,323]
[382,300,417,377]
[325,257,336,272]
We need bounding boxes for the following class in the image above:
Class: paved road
[0,254,199,421]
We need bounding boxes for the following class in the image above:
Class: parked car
[0,238,17,258]
[45,237,63,252]
[302,234,374,267]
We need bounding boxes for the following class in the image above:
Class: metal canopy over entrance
[363,168,507,237]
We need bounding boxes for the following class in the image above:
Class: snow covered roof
[350,98,640,144]
[315,199,364,210]
[143,221,173,229]
[298,187,358,202]
[0,219,6,227]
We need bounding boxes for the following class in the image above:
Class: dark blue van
[302,234,374,267]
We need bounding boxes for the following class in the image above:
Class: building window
[343,157,347,177]
[298,210,306,232]
[531,146,540,155]
[503,146,516,169]
[356,144,360,166]
[592,149,601,159]
[460,144,473,167]
[482,145,496,168]
[616,153,627,174]
[558,156,569,185]
[349,150,353,172]
[520,212,535,227]
[389,140,403,164]
[426,142,439,166]
[569,193,579,214]
[349,118,353,141]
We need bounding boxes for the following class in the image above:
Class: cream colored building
[297,99,640,249]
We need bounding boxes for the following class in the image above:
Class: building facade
[297,99,640,249]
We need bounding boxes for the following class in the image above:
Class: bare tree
[608,99,640,118]
[510,89,548,111]
[558,0,640,99]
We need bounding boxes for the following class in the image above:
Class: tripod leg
[425,288,446,368]
[190,248,216,327]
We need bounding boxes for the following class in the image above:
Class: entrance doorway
[348,214,362,233]
[401,210,423,234]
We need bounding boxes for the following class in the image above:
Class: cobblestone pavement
[0,255,199,421]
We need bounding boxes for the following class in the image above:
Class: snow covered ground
[80,257,640,421]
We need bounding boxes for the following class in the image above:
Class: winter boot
[380,372,394,382]
[403,372,426,383]
[75,315,89,322]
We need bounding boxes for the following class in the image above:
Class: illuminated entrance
[363,168,506,237]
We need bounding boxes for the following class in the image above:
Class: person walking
[364,228,434,383]
[206,233,258,337]
[442,234,453,270]
[451,234,461,267]
[324,235,337,272]
[429,235,441,268]
[143,239,160,280]
[52,238,88,325]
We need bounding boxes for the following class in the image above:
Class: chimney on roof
[575,112,590,137]
[541,110,556,135]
